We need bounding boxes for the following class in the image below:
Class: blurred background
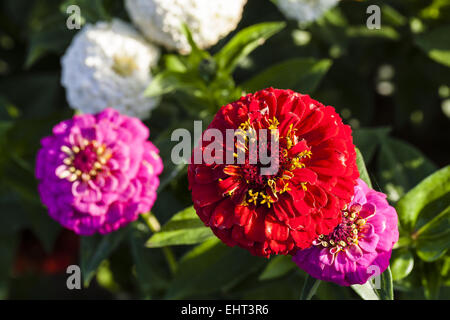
[0,0,449,300]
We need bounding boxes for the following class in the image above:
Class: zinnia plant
[293,178,399,286]
[35,108,163,235]
[188,88,359,257]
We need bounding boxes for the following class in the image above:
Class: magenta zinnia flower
[36,108,163,235]
[292,178,399,286]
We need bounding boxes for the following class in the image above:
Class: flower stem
[141,212,178,275]
[300,275,321,300]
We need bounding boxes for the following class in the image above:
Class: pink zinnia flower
[292,178,399,286]
[36,108,163,235]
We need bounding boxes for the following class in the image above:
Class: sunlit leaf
[215,22,286,73]
[378,267,394,300]
[351,282,379,300]
[396,165,449,232]
[415,25,450,67]
[391,249,414,281]
[146,206,214,248]
[356,147,372,188]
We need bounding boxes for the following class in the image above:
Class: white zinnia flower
[125,0,248,53]
[276,0,340,24]
[61,19,160,119]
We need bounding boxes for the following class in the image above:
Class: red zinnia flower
[188,88,358,257]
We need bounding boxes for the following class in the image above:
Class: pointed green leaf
[396,165,450,233]
[391,249,414,281]
[146,206,214,248]
[351,282,380,300]
[300,275,321,300]
[356,147,372,188]
[129,222,170,299]
[215,22,286,73]
[415,206,450,262]
[80,226,130,287]
[259,255,296,281]
[378,267,394,300]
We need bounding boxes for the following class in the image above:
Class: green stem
[300,275,321,300]
[141,212,178,275]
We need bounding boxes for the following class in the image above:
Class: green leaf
[415,25,450,67]
[165,238,265,299]
[259,255,296,281]
[378,267,394,300]
[378,137,438,203]
[353,127,390,164]
[215,22,286,74]
[144,71,206,97]
[346,26,400,40]
[421,261,442,299]
[25,26,71,68]
[300,275,320,300]
[396,165,450,233]
[355,147,373,188]
[241,58,332,94]
[415,206,450,262]
[80,226,130,287]
[146,206,214,248]
[351,282,380,300]
[0,234,18,299]
[181,24,210,65]
[381,4,407,26]
[129,222,170,299]
[26,205,61,253]
[391,249,414,281]
[164,54,188,73]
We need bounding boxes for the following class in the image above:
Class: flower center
[314,204,366,254]
[112,55,138,77]
[223,115,312,208]
[56,140,111,182]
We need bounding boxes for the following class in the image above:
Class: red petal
[291,168,318,185]
[191,183,222,207]
[286,215,311,230]
[296,108,323,135]
[217,177,240,196]
[210,199,235,229]
[244,208,266,242]
[264,214,289,241]
[278,112,301,137]
[234,205,252,226]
